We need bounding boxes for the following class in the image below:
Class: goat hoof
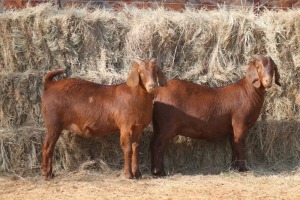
[124,172,134,179]
[229,163,248,172]
[238,166,248,172]
[229,162,239,171]
[152,168,166,177]
[133,170,142,179]
[45,172,55,181]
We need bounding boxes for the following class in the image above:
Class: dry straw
[0,4,299,175]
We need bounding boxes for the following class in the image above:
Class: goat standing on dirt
[151,55,281,176]
[42,59,167,180]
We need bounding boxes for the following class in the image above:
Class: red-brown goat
[151,55,281,176]
[42,59,167,180]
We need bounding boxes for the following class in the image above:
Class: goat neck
[242,77,265,105]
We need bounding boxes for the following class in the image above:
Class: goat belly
[177,114,232,139]
[180,126,230,140]
[66,122,119,138]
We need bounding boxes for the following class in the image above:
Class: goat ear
[246,63,261,88]
[158,68,167,87]
[269,58,281,86]
[126,66,139,87]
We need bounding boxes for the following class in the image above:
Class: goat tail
[44,69,65,89]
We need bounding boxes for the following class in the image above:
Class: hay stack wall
[0,4,299,175]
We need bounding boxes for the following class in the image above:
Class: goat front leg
[131,132,142,179]
[120,130,133,179]
[231,126,248,172]
[229,134,238,170]
[150,126,174,177]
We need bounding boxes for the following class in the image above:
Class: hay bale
[0,5,299,175]
[124,8,265,86]
[0,71,43,128]
[0,127,44,174]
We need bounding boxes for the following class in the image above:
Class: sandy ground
[1,170,300,200]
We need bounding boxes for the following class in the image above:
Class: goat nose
[148,83,157,89]
[265,79,272,84]
[264,79,272,88]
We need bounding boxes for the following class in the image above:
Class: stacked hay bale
[0,4,299,175]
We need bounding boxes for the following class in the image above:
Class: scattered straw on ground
[1,170,300,200]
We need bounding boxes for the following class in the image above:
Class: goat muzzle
[262,79,272,88]
[146,83,158,93]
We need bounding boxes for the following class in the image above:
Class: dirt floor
[1,169,300,200]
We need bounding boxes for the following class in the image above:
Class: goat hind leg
[229,134,239,170]
[231,127,248,172]
[150,131,172,177]
[42,128,61,180]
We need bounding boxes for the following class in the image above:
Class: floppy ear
[157,68,167,87]
[269,58,281,86]
[246,62,261,88]
[126,65,140,87]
